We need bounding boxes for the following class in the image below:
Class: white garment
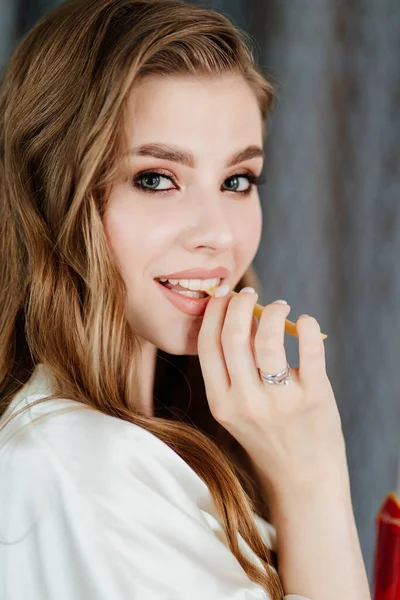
[0,364,311,600]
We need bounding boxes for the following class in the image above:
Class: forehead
[123,74,264,149]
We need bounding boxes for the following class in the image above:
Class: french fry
[206,286,328,340]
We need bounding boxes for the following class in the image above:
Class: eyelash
[132,170,266,196]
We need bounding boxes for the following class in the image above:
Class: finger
[249,316,259,362]
[197,288,233,399]
[297,314,327,386]
[255,300,291,376]
[220,289,263,389]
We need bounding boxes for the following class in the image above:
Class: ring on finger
[258,363,292,385]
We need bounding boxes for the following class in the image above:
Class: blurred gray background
[1,0,399,589]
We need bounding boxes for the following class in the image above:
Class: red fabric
[373,493,400,600]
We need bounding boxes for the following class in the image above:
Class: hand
[197,286,348,492]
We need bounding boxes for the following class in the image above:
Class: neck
[136,341,158,417]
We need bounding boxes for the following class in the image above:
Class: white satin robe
[0,364,311,600]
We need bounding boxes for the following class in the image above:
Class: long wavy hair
[0,1,283,597]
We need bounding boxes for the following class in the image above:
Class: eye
[132,170,265,196]
[133,171,175,193]
[222,174,263,195]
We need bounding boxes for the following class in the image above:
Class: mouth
[154,277,224,297]
[153,277,225,317]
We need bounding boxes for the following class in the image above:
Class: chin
[157,337,199,357]
[155,323,201,356]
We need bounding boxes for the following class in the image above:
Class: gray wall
[192,1,400,587]
[2,0,399,588]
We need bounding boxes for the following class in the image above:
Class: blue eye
[222,174,261,193]
[132,171,266,196]
[135,172,173,192]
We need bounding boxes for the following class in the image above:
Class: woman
[0,1,370,599]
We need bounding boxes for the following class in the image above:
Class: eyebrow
[123,143,264,168]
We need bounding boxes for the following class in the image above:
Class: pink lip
[155,279,213,317]
[156,267,230,280]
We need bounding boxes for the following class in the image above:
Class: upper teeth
[157,277,221,291]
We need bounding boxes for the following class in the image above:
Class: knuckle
[305,341,324,358]
[197,328,213,346]
[197,337,209,354]
[255,336,281,356]
[222,328,246,346]
[260,306,287,329]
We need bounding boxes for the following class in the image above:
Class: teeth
[173,289,207,298]
[157,277,221,291]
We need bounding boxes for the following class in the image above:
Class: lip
[156,267,230,280]
[154,279,218,317]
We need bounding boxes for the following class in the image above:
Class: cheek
[103,212,129,272]
[102,205,146,280]
[103,204,170,284]
[237,203,262,262]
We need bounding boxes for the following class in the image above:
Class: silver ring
[259,363,292,385]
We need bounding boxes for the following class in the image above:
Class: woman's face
[103,74,264,356]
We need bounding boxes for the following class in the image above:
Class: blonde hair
[0,1,283,597]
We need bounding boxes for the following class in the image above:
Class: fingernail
[273,299,288,305]
[299,313,309,317]
[214,283,231,297]
[239,287,256,294]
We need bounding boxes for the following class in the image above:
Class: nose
[183,189,235,253]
